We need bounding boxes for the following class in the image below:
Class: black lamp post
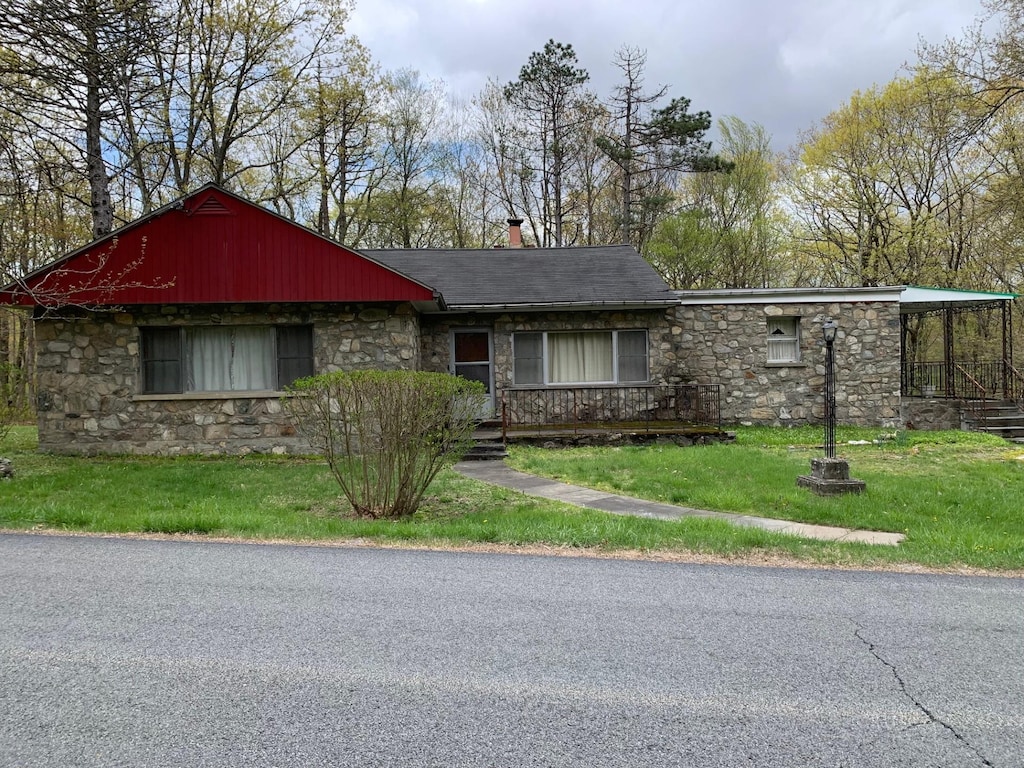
[822,319,838,460]
[797,318,865,495]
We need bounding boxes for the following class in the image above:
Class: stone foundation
[900,397,963,431]
[508,429,734,449]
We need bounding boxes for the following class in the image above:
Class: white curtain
[767,317,799,363]
[187,327,273,391]
[549,332,613,383]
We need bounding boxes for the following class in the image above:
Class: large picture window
[140,325,314,394]
[513,330,648,386]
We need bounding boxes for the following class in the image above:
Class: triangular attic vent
[192,196,231,215]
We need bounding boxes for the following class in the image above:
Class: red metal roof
[1,186,438,307]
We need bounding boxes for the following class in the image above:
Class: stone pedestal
[797,457,866,496]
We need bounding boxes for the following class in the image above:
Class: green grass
[2,424,1024,571]
[0,426,806,557]
[507,426,1024,570]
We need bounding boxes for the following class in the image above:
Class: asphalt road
[1,534,1022,768]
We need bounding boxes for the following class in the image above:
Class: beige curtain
[187,327,274,391]
[549,332,613,383]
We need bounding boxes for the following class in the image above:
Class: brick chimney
[507,218,524,248]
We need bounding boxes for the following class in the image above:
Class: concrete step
[464,421,508,460]
[962,400,1024,442]
[472,428,503,441]
[973,414,1024,423]
[978,426,1024,439]
[967,409,1024,420]
[462,441,508,461]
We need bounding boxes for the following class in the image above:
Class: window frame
[766,316,801,365]
[512,329,649,387]
[139,324,315,395]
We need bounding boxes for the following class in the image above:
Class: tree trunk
[621,83,634,245]
[84,2,113,238]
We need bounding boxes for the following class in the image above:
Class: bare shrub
[286,370,486,518]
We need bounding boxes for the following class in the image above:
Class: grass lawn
[2,424,1023,572]
[508,425,1024,571]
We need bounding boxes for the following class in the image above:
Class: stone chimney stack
[507,218,524,248]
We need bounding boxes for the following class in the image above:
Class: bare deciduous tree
[0,0,162,237]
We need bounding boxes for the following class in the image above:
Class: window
[140,325,314,394]
[512,333,544,385]
[513,330,648,385]
[616,330,649,383]
[767,316,800,364]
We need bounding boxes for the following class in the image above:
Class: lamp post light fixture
[797,318,866,496]
[822,319,838,460]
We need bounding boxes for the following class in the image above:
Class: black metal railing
[1007,362,1024,406]
[954,363,989,428]
[903,360,1017,399]
[500,384,721,436]
[953,363,989,400]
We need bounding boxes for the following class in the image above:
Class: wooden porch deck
[477,420,732,449]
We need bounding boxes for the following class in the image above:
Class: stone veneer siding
[900,398,963,431]
[671,300,902,427]
[419,306,676,390]
[34,303,419,455]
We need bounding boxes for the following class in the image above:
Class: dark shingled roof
[362,245,675,308]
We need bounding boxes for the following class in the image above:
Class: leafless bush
[286,370,486,518]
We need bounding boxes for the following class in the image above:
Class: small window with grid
[767,317,800,364]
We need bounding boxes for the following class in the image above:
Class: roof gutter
[434,299,679,313]
[674,286,904,305]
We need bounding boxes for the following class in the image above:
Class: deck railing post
[646,387,652,433]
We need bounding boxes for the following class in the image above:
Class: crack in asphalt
[852,622,995,767]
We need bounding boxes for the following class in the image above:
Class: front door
[451,329,494,418]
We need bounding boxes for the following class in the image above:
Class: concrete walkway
[454,461,905,546]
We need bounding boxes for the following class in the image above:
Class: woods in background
[3,0,1024,408]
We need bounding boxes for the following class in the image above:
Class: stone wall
[34,303,419,455]
[35,296,905,454]
[419,307,676,405]
[900,397,963,431]
[418,302,902,428]
[671,301,902,427]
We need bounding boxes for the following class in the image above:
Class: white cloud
[348,0,984,152]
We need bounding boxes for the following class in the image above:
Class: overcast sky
[349,0,985,154]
